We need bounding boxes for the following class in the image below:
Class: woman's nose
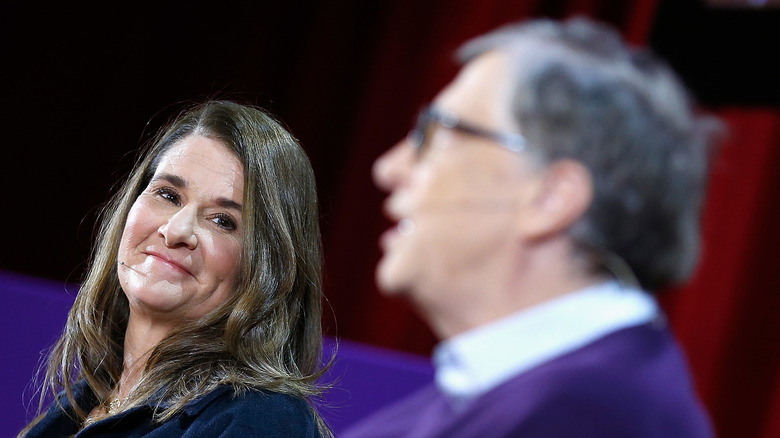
[158,207,198,249]
[372,139,415,192]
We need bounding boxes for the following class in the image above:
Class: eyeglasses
[407,106,527,154]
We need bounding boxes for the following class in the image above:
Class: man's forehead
[434,49,520,129]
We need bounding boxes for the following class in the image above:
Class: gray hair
[458,17,723,291]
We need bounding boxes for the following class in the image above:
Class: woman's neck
[119,313,173,398]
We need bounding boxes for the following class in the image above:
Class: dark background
[3,0,777,285]
[2,1,779,437]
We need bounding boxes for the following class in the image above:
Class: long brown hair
[23,100,331,435]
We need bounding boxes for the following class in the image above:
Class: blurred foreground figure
[344,17,719,438]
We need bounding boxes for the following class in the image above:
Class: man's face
[373,50,541,323]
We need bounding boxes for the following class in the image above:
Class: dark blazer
[342,323,715,438]
[24,381,320,437]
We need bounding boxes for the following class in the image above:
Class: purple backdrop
[1,270,433,436]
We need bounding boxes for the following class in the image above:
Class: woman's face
[117,135,244,324]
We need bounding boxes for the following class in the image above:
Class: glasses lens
[411,108,438,154]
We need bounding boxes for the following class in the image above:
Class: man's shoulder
[492,324,693,401]
[520,323,673,374]
[342,324,714,438]
[475,323,713,436]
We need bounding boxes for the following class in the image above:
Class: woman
[20,101,331,437]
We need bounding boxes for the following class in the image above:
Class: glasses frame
[408,105,527,154]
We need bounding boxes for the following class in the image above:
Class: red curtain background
[300,1,780,438]
[659,109,780,438]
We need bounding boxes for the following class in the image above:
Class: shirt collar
[432,281,660,403]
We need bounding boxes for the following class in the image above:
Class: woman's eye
[156,188,181,205]
[211,214,237,231]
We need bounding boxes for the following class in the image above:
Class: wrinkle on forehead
[157,135,244,203]
[434,50,519,132]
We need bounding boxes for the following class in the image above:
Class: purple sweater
[341,324,714,437]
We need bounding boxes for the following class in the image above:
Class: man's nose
[158,206,198,249]
[373,139,416,192]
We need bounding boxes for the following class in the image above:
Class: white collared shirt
[433,281,660,403]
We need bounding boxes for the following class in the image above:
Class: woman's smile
[117,134,244,321]
[143,250,195,277]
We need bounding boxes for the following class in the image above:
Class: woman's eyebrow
[215,197,243,212]
[152,173,186,188]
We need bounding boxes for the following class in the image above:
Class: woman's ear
[518,159,593,240]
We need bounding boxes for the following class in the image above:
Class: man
[343,17,718,438]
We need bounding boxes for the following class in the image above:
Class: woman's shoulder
[183,386,319,437]
[204,386,312,416]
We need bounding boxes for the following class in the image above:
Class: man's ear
[518,159,593,240]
